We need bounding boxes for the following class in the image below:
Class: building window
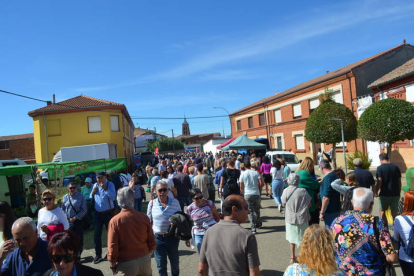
[332,92,343,104]
[110,115,120,132]
[259,113,265,126]
[275,109,282,123]
[293,103,302,118]
[248,117,253,128]
[275,136,283,149]
[47,119,61,137]
[88,116,102,133]
[295,134,305,150]
[309,98,319,113]
[0,141,9,150]
[237,120,241,131]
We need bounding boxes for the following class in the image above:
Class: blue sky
[1,0,414,137]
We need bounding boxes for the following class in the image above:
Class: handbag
[373,216,397,276]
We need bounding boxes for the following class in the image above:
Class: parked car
[266,151,301,172]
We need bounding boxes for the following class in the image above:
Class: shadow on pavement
[261,269,284,276]
[260,215,285,221]
[179,249,197,256]
[257,225,285,234]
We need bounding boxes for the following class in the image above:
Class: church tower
[182,116,190,136]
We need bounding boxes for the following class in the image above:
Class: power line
[0,89,48,103]
[130,115,228,119]
[0,88,234,119]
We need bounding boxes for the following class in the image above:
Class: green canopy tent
[0,158,127,177]
[222,135,267,150]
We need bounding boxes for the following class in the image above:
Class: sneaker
[256,222,263,229]
[251,229,257,234]
[103,254,108,261]
[278,205,282,213]
[270,195,273,199]
[93,256,102,264]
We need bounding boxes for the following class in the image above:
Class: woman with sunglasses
[61,182,87,256]
[185,188,220,254]
[37,190,69,241]
[44,230,103,276]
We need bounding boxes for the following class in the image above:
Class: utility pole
[172,129,175,152]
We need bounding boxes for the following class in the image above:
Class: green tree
[305,90,358,169]
[358,97,414,160]
[147,137,184,152]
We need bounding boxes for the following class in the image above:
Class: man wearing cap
[352,158,375,190]
[90,172,116,264]
[81,177,94,229]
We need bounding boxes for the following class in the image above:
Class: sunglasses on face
[157,188,168,193]
[43,197,53,202]
[68,187,77,190]
[51,253,75,264]
[193,196,203,200]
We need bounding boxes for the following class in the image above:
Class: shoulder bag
[373,216,397,276]
[68,194,91,231]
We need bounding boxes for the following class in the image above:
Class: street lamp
[329,118,347,173]
[213,107,231,137]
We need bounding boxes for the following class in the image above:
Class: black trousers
[69,219,84,253]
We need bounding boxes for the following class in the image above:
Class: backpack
[168,211,193,241]
[224,169,239,191]
[402,215,414,260]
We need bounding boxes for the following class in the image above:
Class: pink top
[260,163,272,174]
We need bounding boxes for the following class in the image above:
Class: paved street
[80,189,405,276]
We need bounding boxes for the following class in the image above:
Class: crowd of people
[0,150,411,276]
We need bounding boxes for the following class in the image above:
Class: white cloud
[73,2,414,92]
[196,70,258,82]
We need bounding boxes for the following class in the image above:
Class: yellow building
[28,95,135,167]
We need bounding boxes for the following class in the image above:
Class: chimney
[47,101,52,106]
[53,94,56,104]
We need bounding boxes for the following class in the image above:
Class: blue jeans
[177,196,191,212]
[324,212,340,229]
[93,211,112,257]
[272,179,284,206]
[154,235,180,276]
[134,198,143,212]
[194,234,204,254]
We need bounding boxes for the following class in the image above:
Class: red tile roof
[368,57,414,88]
[28,95,134,126]
[231,44,414,115]
[28,95,124,115]
[0,133,33,141]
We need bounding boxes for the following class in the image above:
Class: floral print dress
[331,210,396,276]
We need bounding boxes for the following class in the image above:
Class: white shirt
[37,207,69,241]
[270,167,283,180]
[120,173,129,187]
[394,215,414,263]
[239,169,261,195]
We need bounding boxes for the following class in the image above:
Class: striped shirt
[147,197,181,234]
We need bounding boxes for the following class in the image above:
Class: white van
[0,159,33,209]
[266,151,301,172]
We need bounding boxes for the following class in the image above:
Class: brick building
[230,43,414,168]
[0,133,35,164]
[367,56,414,170]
